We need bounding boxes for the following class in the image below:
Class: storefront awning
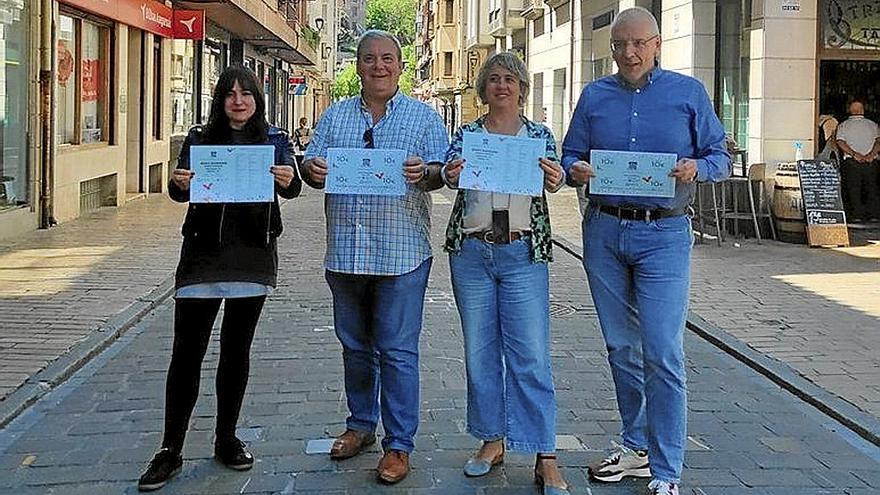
[174,0,317,66]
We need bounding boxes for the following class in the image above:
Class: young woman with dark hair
[138,65,301,491]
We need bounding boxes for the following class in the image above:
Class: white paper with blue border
[190,145,275,203]
[460,132,545,197]
[325,148,407,196]
[589,149,677,198]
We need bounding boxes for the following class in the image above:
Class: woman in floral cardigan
[441,52,569,495]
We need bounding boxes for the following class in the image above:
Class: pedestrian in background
[561,8,729,495]
[294,116,312,156]
[299,30,448,484]
[835,98,880,223]
[138,65,301,491]
[441,52,569,495]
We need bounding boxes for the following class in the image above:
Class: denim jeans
[325,258,432,454]
[450,237,556,453]
[582,207,691,483]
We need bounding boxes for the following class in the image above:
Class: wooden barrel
[772,163,806,243]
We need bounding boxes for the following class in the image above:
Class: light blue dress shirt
[561,67,730,210]
[305,91,449,276]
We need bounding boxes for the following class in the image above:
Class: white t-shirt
[836,115,880,155]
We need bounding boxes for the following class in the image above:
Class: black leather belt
[593,204,686,222]
[467,230,531,244]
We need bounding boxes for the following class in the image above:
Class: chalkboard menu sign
[795,160,849,247]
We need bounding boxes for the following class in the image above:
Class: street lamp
[323,46,333,59]
[314,17,325,32]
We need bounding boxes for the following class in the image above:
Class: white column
[659,0,717,98]
[749,0,818,167]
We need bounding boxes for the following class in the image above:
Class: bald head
[849,100,865,116]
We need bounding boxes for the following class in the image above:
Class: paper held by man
[325,148,408,196]
[190,145,276,203]
[460,132,546,196]
[589,149,678,198]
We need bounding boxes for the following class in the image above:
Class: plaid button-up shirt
[305,91,449,276]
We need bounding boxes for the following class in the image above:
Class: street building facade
[416,0,880,193]
[0,0,334,241]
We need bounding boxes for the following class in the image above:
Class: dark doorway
[819,61,880,121]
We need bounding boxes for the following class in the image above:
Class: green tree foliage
[331,0,419,99]
[331,62,361,99]
[399,45,417,95]
[366,0,417,46]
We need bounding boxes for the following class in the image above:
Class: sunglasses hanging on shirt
[363,128,375,149]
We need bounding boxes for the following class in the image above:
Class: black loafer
[214,437,254,471]
[138,448,183,491]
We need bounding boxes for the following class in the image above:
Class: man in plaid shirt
[300,30,448,484]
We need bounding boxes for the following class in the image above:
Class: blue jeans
[325,258,432,453]
[450,238,556,453]
[582,208,691,483]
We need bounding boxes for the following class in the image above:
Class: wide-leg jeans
[450,237,557,453]
[582,207,691,483]
[325,258,432,454]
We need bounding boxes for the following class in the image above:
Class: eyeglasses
[363,128,374,149]
[610,35,659,53]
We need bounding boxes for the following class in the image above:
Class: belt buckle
[482,231,496,244]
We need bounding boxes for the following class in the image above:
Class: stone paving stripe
[0,277,174,430]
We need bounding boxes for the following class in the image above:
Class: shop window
[57,15,77,144]
[714,0,750,153]
[153,37,162,140]
[81,21,108,144]
[56,14,110,145]
[0,0,29,209]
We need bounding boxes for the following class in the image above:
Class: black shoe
[214,437,254,470]
[138,448,183,491]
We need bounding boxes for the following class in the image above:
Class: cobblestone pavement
[0,190,877,494]
[547,189,880,423]
[0,197,186,405]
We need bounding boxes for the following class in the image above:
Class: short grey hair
[356,29,403,63]
[475,52,530,107]
[611,7,660,37]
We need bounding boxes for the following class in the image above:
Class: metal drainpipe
[39,0,56,228]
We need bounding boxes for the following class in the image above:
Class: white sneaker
[648,479,679,495]
[587,443,650,482]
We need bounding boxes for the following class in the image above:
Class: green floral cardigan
[443,115,558,263]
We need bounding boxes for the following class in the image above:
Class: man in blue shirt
[561,8,729,495]
[301,30,449,484]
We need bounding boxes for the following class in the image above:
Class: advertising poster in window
[82,59,100,102]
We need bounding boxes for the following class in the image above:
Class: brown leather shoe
[329,430,376,460]
[376,450,410,484]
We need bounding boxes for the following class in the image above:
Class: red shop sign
[60,0,173,38]
[172,10,205,40]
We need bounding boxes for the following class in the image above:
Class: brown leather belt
[467,230,531,244]
[594,204,686,222]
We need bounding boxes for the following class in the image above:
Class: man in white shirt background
[836,98,880,223]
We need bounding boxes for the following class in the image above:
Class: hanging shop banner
[60,0,173,38]
[824,0,880,49]
[81,59,100,101]
[172,10,205,40]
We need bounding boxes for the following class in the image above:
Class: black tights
[160,296,266,452]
